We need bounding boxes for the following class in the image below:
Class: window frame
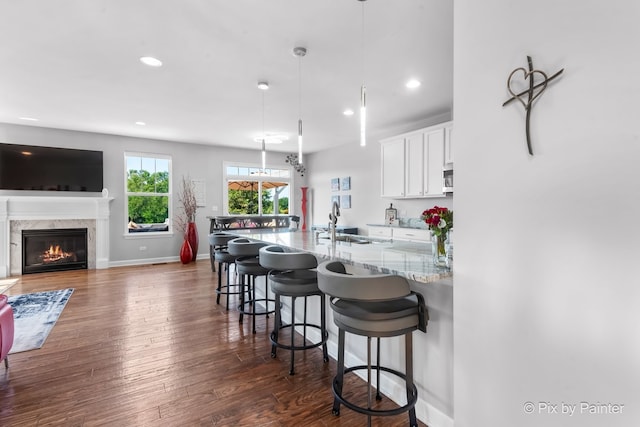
[123,152,173,238]
[223,161,294,216]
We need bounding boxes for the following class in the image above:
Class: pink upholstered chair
[0,294,14,369]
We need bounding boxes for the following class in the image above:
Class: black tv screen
[0,143,103,192]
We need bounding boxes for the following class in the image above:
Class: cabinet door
[381,138,405,197]
[424,128,445,197]
[368,226,393,238]
[393,227,430,242]
[444,124,454,165]
[405,133,424,197]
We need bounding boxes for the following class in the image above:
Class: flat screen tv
[0,143,103,192]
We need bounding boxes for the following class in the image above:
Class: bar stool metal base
[269,294,329,375]
[237,271,275,334]
[332,332,418,427]
[332,366,418,418]
[215,258,243,310]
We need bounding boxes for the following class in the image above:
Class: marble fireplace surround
[0,196,112,278]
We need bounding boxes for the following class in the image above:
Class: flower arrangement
[421,206,453,237]
[176,175,197,235]
[422,206,453,265]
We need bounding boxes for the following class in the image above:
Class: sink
[317,234,371,244]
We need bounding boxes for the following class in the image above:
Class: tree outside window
[125,154,171,232]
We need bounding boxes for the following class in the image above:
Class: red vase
[180,239,193,264]
[301,187,308,231]
[186,222,198,262]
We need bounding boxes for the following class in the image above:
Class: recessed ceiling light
[343,109,354,116]
[406,79,421,89]
[257,81,269,90]
[19,116,39,121]
[135,121,146,126]
[140,56,163,67]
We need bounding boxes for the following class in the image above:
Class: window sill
[123,231,174,239]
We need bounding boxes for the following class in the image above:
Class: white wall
[0,123,301,264]
[454,1,640,426]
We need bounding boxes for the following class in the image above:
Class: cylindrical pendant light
[360,85,366,147]
[258,81,269,171]
[293,47,307,164]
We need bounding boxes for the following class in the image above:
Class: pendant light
[293,47,307,164]
[258,81,269,171]
[358,0,367,147]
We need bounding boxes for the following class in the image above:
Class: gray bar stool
[228,238,274,334]
[259,245,328,375]
[317,260,428,427]
[209,232,242,310]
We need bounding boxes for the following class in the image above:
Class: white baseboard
[108,253,209,268]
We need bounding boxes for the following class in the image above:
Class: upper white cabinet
[405,132,425,197]
[444,123,453,165]
[423,127,445,197]
[380,121,452,199]
[380,137,406,197]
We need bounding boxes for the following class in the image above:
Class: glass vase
[432,232,448,267]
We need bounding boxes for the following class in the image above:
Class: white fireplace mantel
[0,196,113,278]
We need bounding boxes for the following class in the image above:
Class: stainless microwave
[443,164,453,193]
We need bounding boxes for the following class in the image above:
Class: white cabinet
[423,128,445,197]
[368,225,430,242]
[380,138,405,197]
[405,132,424,197]
[392,227,430,242]
[368,226,393,239]
[380,122,452,199]
[444,124,453,165]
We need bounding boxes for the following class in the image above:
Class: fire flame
[41,244,74,263]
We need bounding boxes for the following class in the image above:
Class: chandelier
[285,154,306,176]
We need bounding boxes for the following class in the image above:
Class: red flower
[421,206,453,237]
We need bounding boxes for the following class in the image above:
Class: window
[125,153,171,234]
[224,163,291,215]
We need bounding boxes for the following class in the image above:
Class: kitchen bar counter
[225,229,454,426]
[227,229,451,284]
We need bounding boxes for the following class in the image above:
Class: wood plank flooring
[0,261,426,426]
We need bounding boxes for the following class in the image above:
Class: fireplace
[22,228,88,274]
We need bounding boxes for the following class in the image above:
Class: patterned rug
[7,288,74,353]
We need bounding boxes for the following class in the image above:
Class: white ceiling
[0,0,453,154]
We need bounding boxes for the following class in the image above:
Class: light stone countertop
[226,229,451,284]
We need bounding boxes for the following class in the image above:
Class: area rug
[7,288,74,353]
[0,278,19,294]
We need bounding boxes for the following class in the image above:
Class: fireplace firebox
[22,228,88,274]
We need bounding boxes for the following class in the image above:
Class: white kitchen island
[227,229,454,427]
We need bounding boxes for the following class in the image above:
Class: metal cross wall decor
[503,56,564,155]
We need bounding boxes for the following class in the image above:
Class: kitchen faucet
[329,201,340,243]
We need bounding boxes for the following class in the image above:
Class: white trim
[123,152,173,235]
[108,253,208,268]
[0,196,113,278]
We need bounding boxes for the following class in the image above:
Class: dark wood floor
[0,261,426,426]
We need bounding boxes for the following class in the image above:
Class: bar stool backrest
[259,245,317,271]
[317,260,412,302]
[209,232,236,247]
[227,238,268,257]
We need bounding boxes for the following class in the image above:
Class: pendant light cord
[359,0,367,147]
[361,1,365,82]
